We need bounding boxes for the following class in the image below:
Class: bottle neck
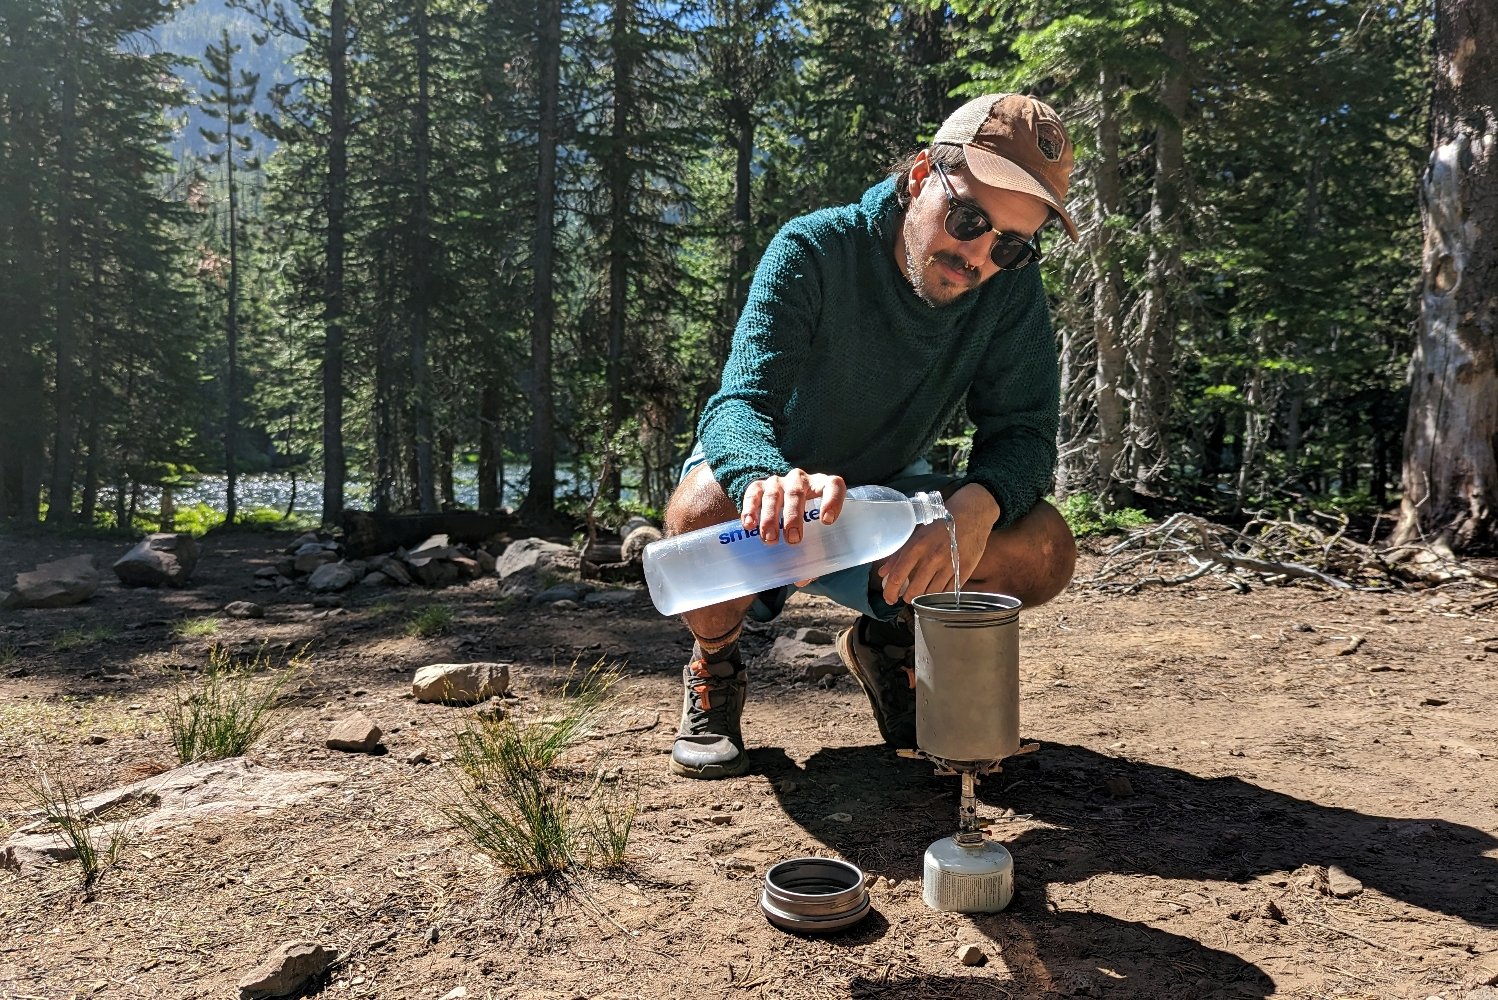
[909,490,948,526]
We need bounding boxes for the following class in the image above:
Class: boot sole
[669,752,749,779]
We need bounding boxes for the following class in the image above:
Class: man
[665,94,1080,779]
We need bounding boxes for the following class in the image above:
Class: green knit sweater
[698,177,1060,529]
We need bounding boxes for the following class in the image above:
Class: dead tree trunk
[1393,0,1498,552]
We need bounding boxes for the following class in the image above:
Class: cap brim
[964,144,1079,242]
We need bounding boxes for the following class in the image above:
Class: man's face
[898,152,1052,308]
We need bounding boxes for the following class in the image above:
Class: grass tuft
[22,763,134,890]
[406,603,455,638]
[446,660,637,875]
[50,626,114,652]
[166,643,300,763]
[171,617,219,639]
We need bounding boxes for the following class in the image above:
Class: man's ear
[908,149,932,199]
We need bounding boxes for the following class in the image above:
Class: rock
[496,537,571,581]
[533,583,590,604]
[956,944,986,967]
[3,555,100,609]
[474,549,496,574]
[583,589,635,607]
[412,663,510,704]
[253,565,280,579]
[112,533,200,588]
[372,556,413,587]
[311,593,344,608]
[326,713,382,753]
[803,653,846,681]
[770,636,830,664]
[360,572,391,587]
[223,601,265,619]
[408,556,461,588]
[1325,865,1365,898]
[405,749,431,765]
[620,525,664,563]
[551,599,578,610]
[793,627,835,645]
[824,812,852,823]
[292,544,338,574]
[451,556,481,580]
[286,532,321,554]
[2,759,342,872]
[237,941,338,999]
[408,534,456,559]
[1258,899,1287,923]
[439,989,468,1000]
[307,562,357,593]
[1104,775,1134,798]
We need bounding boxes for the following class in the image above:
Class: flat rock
[413,662,510,704]
[113,533,200,588]
[3,554,100,609]
[583,589,635,607]
[223,601,265,619]
[326,713,383,753]
[238,941,338,999]
[956,944,986,967]
[793,627,835,645]
[496,537,571,580]
[1325,865,1365,898]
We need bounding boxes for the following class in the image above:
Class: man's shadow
[750,741,1497,999]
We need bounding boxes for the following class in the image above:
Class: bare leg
[964,499,1076,607]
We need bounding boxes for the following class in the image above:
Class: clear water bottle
[643,485,948,617]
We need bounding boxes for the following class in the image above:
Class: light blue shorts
[679,447,954,623]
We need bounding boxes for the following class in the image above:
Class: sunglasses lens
[944,205,991,243]
[990,236,1037,271]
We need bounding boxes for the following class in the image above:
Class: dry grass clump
[19,762,136,891]
[446,660,638,876]
[166,642,302,763]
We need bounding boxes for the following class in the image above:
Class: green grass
[50,626,115,652]
[446,660,636,875]
[165,644,300,763]
[406,603,455,638]
[22,763,134,890]
[171,617,220,639]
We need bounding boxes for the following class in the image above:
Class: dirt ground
[1,525,1496,1000]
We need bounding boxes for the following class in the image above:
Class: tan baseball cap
[932,93,1079,241]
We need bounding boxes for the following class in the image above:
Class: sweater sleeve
[697,229,823,507]
[957,267,1061,529]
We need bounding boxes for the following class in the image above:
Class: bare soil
[1,526,1496,1000]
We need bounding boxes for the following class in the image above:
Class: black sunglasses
[931,162,1043,271]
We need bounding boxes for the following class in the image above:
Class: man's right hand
[740,469,847,546]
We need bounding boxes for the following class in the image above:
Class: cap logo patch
[1036,121,1064,161]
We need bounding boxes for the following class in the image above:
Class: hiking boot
[837,613,917,749]
[670,647,748,779]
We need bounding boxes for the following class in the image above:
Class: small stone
[405,749,431,765]
[326,713,382,754]
[957,943,986,966]
[440,989,468,1000]
[1325,865,1365,898]
[708,814,732,826]
[824,812,852,823]
[223,601,265,619]
[85,734,108,745]
[793,627,835,645]
[1104,775,1134,798]
[551,599,579,610]
[1258,899,1287,923]
[237,941,337,999]
[413,663,510,705]
[1422,697,1449,707]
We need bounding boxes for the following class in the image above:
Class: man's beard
[905,248,979,307]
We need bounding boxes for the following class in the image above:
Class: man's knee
[665,463,738,536]
[1028,501,1077,604]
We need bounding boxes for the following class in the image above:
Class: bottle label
[718,508,820,545]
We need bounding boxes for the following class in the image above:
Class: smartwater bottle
[643,485,948,617]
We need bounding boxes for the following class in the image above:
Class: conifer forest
[2,0,1495,551]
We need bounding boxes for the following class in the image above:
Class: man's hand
[876,483,999,605]
[740,469,847,546]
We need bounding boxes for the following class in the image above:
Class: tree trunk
[478,382,503,509]
[1129,18,1188,497]
[46,8,79,525]
[321,0,348,526]
[603,0,634,504]
[520,0,561,522]
[225,84,241,526]
[1091,70,1130,508]
[723,107,754,365]
[1393,0,1498,551]
[409,0,438,513]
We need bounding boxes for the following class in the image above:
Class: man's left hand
[876,483,999,606]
